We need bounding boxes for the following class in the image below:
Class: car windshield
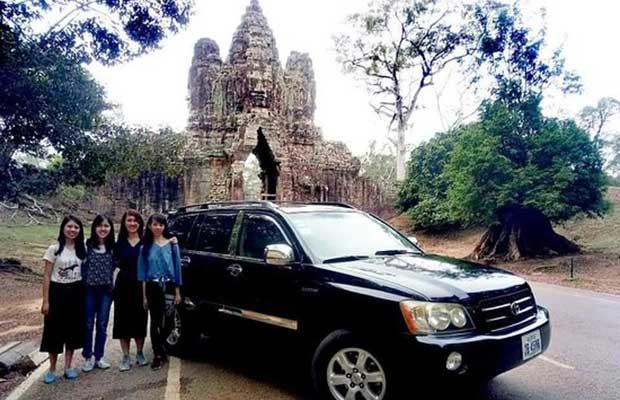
[287,211,420,263]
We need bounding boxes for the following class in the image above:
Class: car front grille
[477,288,537,333]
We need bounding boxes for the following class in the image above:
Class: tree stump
[470,205,580,261]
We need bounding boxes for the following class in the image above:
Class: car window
[167,214,200,248]
[193,213,237,254]
[239,214,288,260]
[287,211,420,263]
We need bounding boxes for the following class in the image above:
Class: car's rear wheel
[163,303,200,357]
[312,330,394,400]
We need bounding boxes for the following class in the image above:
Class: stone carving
[182,0,393,216]
[105,0,393,217]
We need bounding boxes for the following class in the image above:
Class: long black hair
[117,209,144,244]
[55,215,87,260]
[141,213,170,267]
[86,214,116,253]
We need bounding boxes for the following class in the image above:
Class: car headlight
[400,300,475,334]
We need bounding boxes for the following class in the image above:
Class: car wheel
[163,304,199,357]
[312,330,394,400]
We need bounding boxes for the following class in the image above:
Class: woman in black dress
[113,210,149,371]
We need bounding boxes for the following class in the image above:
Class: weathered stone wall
[108,0,395,218]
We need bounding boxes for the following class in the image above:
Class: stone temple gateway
[107,0,392,216]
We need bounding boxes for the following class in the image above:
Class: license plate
[521,329,542,360]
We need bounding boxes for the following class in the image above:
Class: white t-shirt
[43,244,83,284]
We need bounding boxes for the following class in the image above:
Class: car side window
[193,213,237,254]
[239,214,288,260]
[167,214,199,248]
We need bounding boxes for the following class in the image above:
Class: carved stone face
[248,72,269,108]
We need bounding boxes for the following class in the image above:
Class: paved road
[7,282,620,400]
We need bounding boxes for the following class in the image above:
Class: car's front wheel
[312,330,393,400]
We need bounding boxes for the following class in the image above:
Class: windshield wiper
[374,249,419,256]
[323,255,370,264]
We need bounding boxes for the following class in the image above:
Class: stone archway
[252,128,279,200]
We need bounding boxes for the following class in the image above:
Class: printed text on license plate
[522,329,542,360]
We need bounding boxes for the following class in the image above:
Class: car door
[181,211,240,309]
[229,212,300,330]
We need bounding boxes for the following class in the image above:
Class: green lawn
[0,224,59,269]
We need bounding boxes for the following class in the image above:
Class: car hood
[330,253,527,302]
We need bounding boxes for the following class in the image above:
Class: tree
[400,97,605,260]
[578,97,620,175]
[334,0,489,181]
[0,23,109,199]
[0,0,194,200]
[471,1,581,102]
[2,0,193,65]
[396,130,460,230]
[360,140,397,194]
[59,123,188,186]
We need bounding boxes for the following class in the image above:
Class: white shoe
[82,357,95,372]
[95,359,111,369]
[119,356,131,372]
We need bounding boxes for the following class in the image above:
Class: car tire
[311,330,396,400]
[163,303,200,357]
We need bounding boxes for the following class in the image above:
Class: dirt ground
[0,266,43,345]
[389,193,620,297]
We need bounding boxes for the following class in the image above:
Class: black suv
[165,201,550,399]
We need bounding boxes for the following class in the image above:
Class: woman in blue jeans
[81,215,116,372]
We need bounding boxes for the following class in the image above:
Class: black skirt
[112,270,148,339]
[40,281,84,353]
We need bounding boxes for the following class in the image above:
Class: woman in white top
[40,215,87,384]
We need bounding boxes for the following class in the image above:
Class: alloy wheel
[326,347,387,400]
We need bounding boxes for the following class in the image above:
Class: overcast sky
[88,0,620,156]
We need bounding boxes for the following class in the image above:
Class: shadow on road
[176,328,510,400]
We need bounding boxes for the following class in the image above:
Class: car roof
[169,201,359,216]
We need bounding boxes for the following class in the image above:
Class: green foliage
[56,183,87,203]
[60,123,187,186]
[397,131,460,230]
[605,174,620,187]
[400,98,607,229]
[472,1,581,101]
[2,0,194,65]
[0,22,108,159]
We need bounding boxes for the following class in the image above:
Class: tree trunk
[470,205,580,261]
[395,124,407,181]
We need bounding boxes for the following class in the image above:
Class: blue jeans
[83,285,113,360]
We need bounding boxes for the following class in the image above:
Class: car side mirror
[407,236,419,246]
[265,244,295,266]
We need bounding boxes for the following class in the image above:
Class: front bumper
[395,306,551,379]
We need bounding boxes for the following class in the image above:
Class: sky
[88,0,620,156]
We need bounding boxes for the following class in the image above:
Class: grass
[556,187,620,255]
[0,224,59,269]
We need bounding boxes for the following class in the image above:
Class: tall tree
[398,2,599,260]
[447,99,604,260]
[0,0,194,199]
[334,0,487,180]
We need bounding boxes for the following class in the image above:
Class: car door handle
[227,264,243,278]
[181,256,192,266]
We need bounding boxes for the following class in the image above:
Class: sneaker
[82,357,95,373]
[136,352,148,367]
[64,369,79,380]
[95,359,111,369]
[150,356,164,370]
[119,355,131,372]
[43,371,57,384]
